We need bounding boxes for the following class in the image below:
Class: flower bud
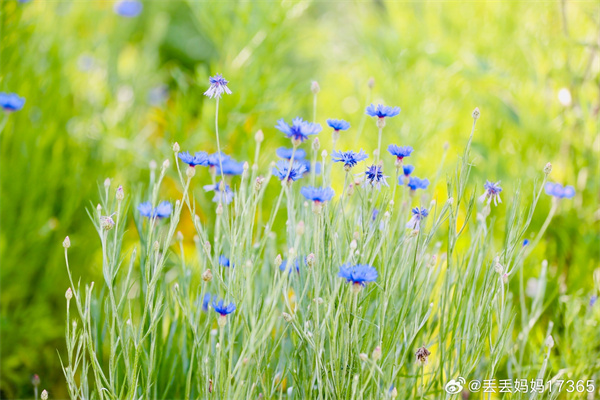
[65,287,73,300]
[390,387,398,398]
[372,346,382,361]
[415,346,431,366]
[255,129,264,143]
[296,221,305,236]
[311,81,320,94]
[306,253,315,268]
[149,160,157,170]
[104,178,111,188]
[202,269,213,282]
[321,150,328,159]
[282,312,293,322]
[544,162,552,175]
[367,77,375,89]
[204,241,211,254]
[162,159,170,169]
[41,390,48,400]
[350,240,358,251]
[472,107,480,120]
[274,254,283,268]
[176,231,184,242]
[312,137,320,151]
[153,241,160,252]
[63,236,71,249]
[347,183,355,197]
[255,176,265,192]
[545,335,554,348]
[116,185,124,201]
[186,166,196,178]
[173,142,180,153]
[100,215,115,231]
[359,353,368,362]
[216,203,223,216]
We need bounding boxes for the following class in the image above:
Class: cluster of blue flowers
[137,201,173,219]
[545,182,575,199]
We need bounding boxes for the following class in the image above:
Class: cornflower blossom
[479,181,503,206]
[204,73,232,99]
[273,160,307,182]
[545,182,575,199]
[388,145,413,165]
[338,264,378,293]
[204,181,234,204]
[300,186,335,213]
[219,255,234,268]
[403,165,415,177]
[212,299,236,327]
[138,201,172,219]
[202,293,212,312]
[365,104,401,119]
[326,119,350,131]
[216,159,245,176]
[113,0,142,17]
[403,177,430,192]
[276,147,307,160]
[178,151,209,167]
[207,152,231,168]
[363,164,389,189]
[406,207,429,230]
[280,259,300,274]
[332,150,368,171]
[0,92,25,112]
[275,117,322,144]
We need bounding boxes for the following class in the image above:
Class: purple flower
[479,180,503,206]
[406,207,429,230]
[338,264,378,289]
[204,73,232,99]
[326,119,350,131]
[365,104,400,119]
[0,92,25,112]
[300,186,335,203]
[332,150,368,170]
[178,151,209,167]
[276,147,307,160]
[363,164,389,189]
[273,160,307,182]
[403,176,430,191]
[113,0,143,17]
[545,182,575,199]
[388,145,413,161]
[212,299,236,316]
[275,117,322,143]
[204,181,234,204]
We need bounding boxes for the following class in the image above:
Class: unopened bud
[311,81,320,94]
[306,253,315,268]
[63,236,71,249]
[202,269,213,282]
[65,287,73,300]
[243,161,249,172]
[390,387,398,398]
[472,107,480,120]
[275,254,283,268]
[544,162,552,175]
[282,312,293,322]
[41,390,48,400]
[204,241,211,254]
[149,160,157,170]
[100,215,115,231]
[116,185,124,201]
[447,197,454,206]
[312,137,320,151]
[296,221,305,236]
[545,335,554,348]
[176,231,184,242]
[367,77,375,89]
[104,178,111,188]
[186,166,196,178]
[321,150,328,159]
[347,184,355,197]
[173,142,180,153]
[415,346,431,366]
[372,346,382,361]
[255,176,265,191]
[216,203,223,216]
[173,283,179,291]
[162,159,170,169]
[350,240,358,250]
[359,353,368,362]
[255,129,264,143]
[153,241,160,252]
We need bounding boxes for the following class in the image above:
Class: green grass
[1,1,598,398]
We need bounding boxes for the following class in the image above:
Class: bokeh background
[1,0,598,398]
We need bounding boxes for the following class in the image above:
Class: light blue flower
[332,150,368,170]
[300,186,335,203]
[113,0,143,17]
[219,255,234,268]
[204,73,232,99]
[364,164,388,189]
[212,299,236,316]
[207,152,231,168]
[403,176,430,191]
[137,201,172,218]
[275,117,321,143]
[545,182,575,199]
[216,159,245,176]
[402,165,415,176]
[365,104,400,119]
[388,145,413,160]
[406,207,429,230]
[204,181,234,204]
[326,119,350,131]
[273,160,307,182]
[338,264,378,287]
[479,180,503,206]
[276,147,307,160]
[0,92,25,112]
[178,151,209,167]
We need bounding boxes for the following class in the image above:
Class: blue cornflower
[219,255,234,268]
[338,264,378,292]
[372,208,379,221]
[326,119,351,131]
[212,299,236,327]
[300,186,335,203]
[113,0,143,17]
[0,92,25,112]
[178,151,209,167]
[207,152,231,168]
[388,145,413,161]
[137,201,172,219]
[363,164,389,189]
[273,160,307,182]
[298,159,321,175]
[545,182,575,199]
[332,150,368,171]
[591,295,598,308]
[403,177,430,192]
[523,239,530,247]
[479,180,503,206]
[276,147,307,160]
[204,73,232,99]
[406,207,429,230]
[365,104,400,119]
[216,159,245,176]
[202,293,212,312]
[280,258,301,274]
[275,117,322,143]
[204,181,234,204]
[403,165,415,177]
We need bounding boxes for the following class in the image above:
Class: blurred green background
[1,0,598,398]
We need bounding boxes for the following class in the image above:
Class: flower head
[403,176,430,191]
[138,201,172,219]
[338,264,378,291]
[365,104,400,119]
[388,145,413,160]
[216,159,245,176]
[332,150,368,170]
[219,255,234,268]
[406,207,429,230]
[113,0,143,17]
[207,152,231,168]
[202,293,212,312]
[363,164,389,189]
[212,299,236,316]
[300,186,335,203]
[402,165,415,177]
[280,258,301,274]
[273,160,307,182]
[415,346,431,366]
[275,117,322,143]
[545,182,575,199]
[204,181,234,204]
[326,119,350,131]
[204,73,232,99]
[479,180,503,206]
[178,151,209,167]
[276,147,307,160]
[0,92,25,112]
